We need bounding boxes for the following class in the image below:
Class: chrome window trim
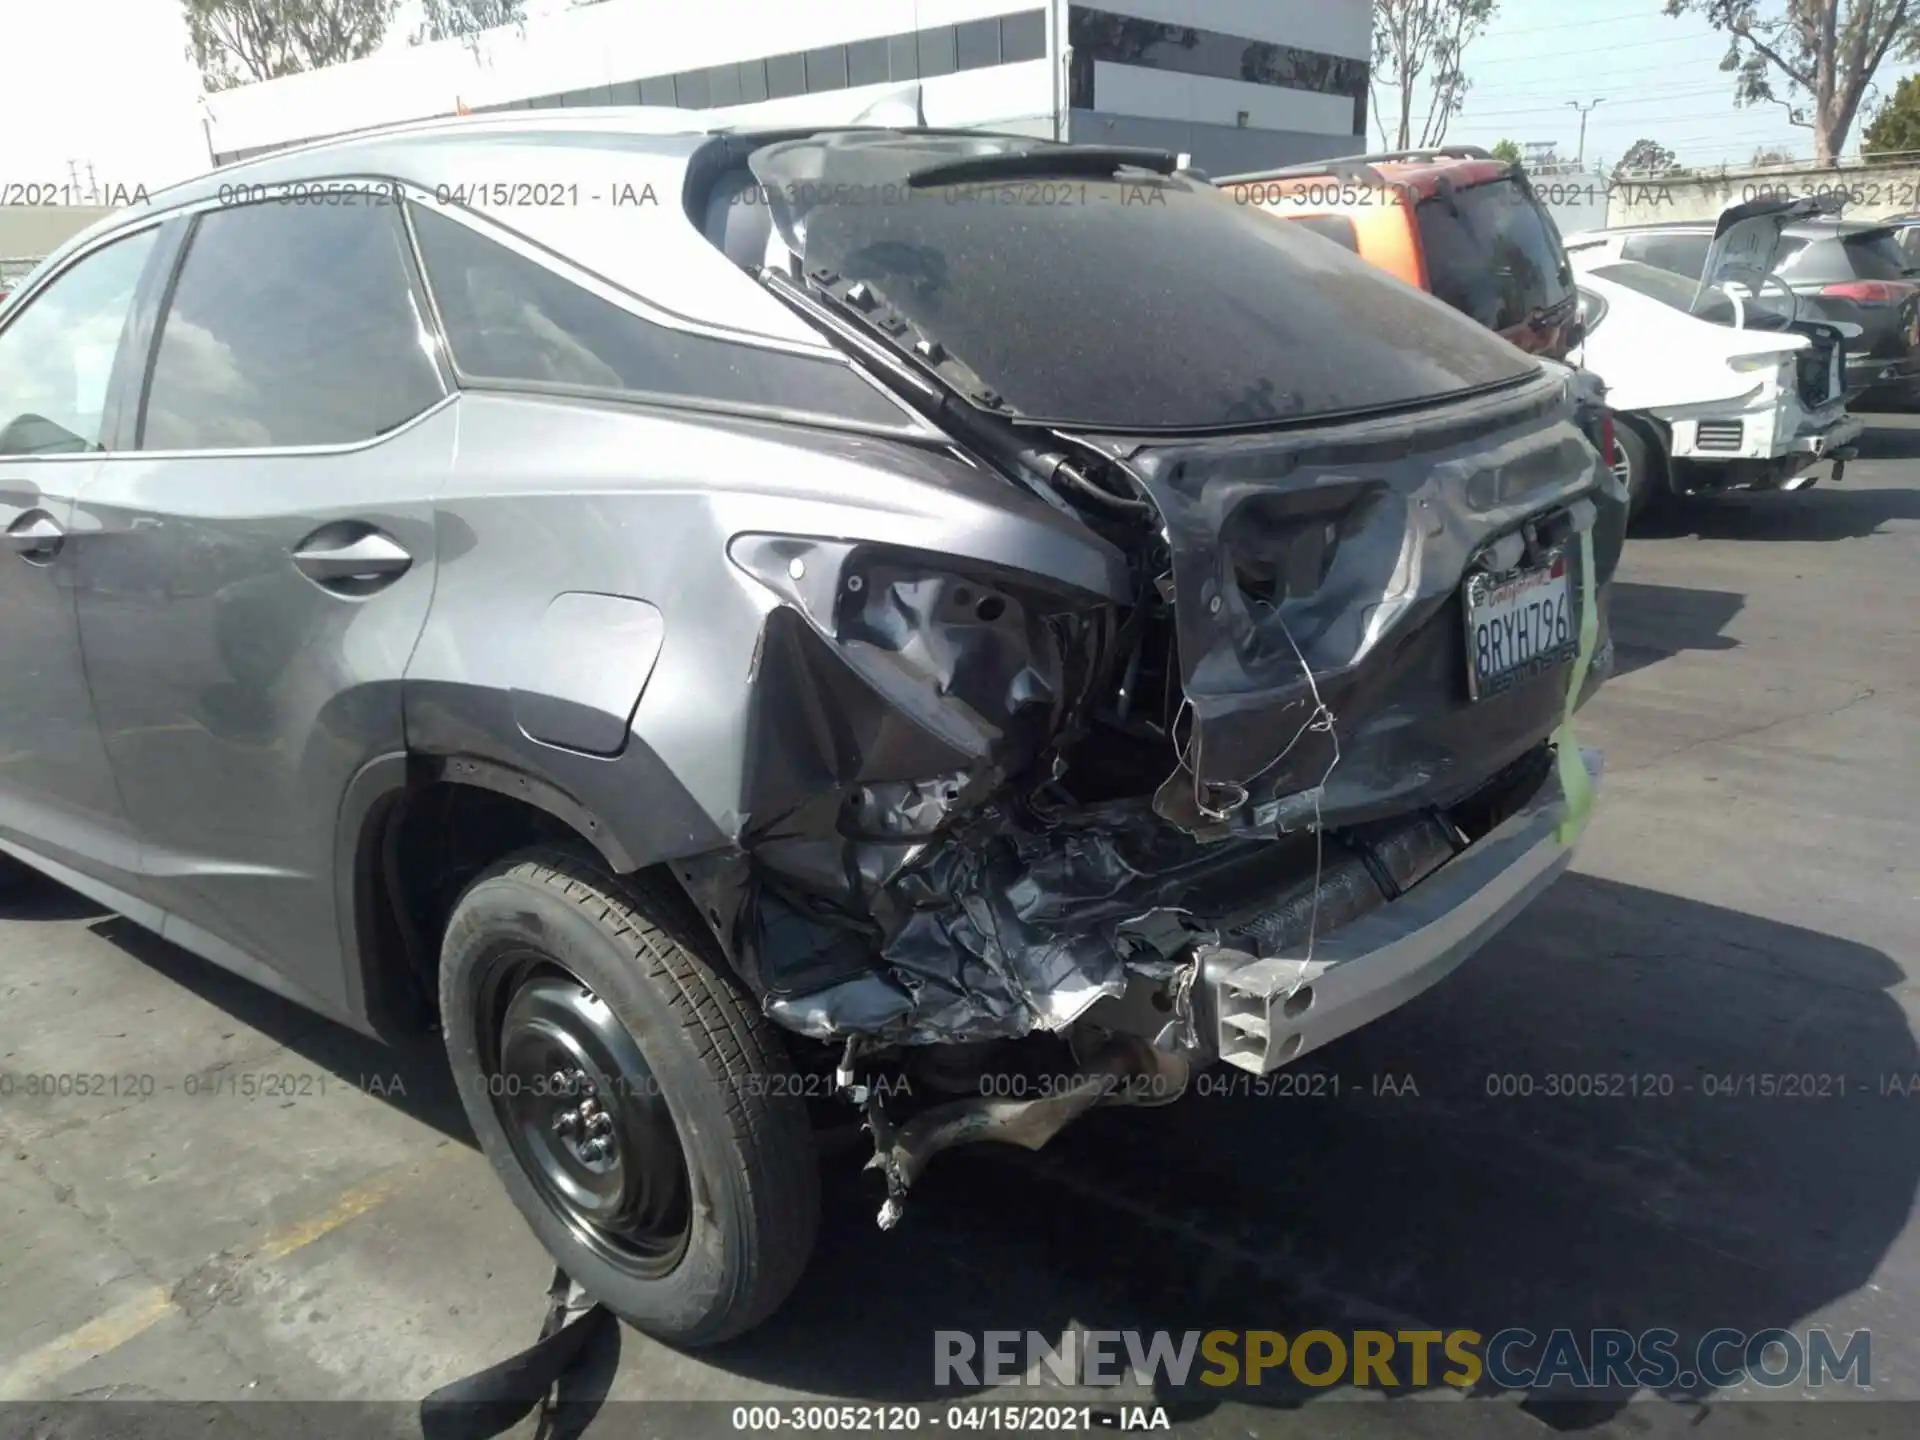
[122,389,459,462]
[122,176,820,357]
[453,378,952,446]
[101,172,827,358]
[0,216,166,343]
[399,183,836,358]
[128,192,453,456]
[36,178,938,458]
[399,186,938,438]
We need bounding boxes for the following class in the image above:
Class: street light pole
[1568,98,1606,169]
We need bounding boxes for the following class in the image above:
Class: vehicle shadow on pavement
[81,911,476,1144]
[49,870,1919,1427]
[696,874,1919,1427]
[1851,424,1920,460]
[1604,582,1742,678]
[1635,485,1920,543]
[0,882,112,923]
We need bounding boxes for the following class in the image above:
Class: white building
[204,1,1373,176]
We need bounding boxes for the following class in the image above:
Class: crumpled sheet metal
[765,800,1252,1046]
[694,533,1135,1044]
[1086,371,1626,840]
[699,375,1624,1047]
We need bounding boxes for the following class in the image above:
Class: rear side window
[406,203,911,426]
[1620,231,1712,280]
[1284,214,1360,254]
[1415,177,1573,332]
[142,202,443,451]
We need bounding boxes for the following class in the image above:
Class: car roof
[34,113,837,349]
[1569,215,1892,240]
[32,111,1051,354]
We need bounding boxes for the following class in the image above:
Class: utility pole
[1568,98,1605,169]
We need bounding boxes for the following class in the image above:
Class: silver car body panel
[0,114,1619,1054]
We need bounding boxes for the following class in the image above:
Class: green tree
[1491,138,1523,163]
[1863,73,1920,154]
[1371,0,1501,149]
[412,0,525,47]
[183,0,398,91]
[1613,137,1680,177]
[1664,1,1920,164]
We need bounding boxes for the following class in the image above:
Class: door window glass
[141,201,443,451]
[0,228,157,456]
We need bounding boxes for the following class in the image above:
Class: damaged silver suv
[0,113,1625,1344]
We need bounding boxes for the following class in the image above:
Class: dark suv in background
[1565,215,1920,406]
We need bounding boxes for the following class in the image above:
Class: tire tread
[448,847,818,1343]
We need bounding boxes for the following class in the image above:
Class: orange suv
[1219,146,1582,361]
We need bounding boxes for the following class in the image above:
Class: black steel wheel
[481,955,692,1279]
[441,849,819,1345]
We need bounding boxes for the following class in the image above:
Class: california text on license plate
[1464,553,1578,700]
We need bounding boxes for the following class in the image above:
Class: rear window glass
[1841,230,1910,280]
[1898,225,1920,272]
[1588,261,1743,326]
[748,134,1535,432]
[1620,231,1713,280]
[407,202,911,427]
[1284,214,1361,254]
[1415,177,1574,332]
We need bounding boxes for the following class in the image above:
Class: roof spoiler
[1215,145,1494,189]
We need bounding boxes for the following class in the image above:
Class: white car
[1567,197,1862,511]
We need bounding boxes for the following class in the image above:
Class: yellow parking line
[0,1158,449,1399]
[252,1165,425,1265]
[0,1292,178,1399]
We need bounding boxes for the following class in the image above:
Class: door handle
[291,530,414,587]
[5,511,64,562]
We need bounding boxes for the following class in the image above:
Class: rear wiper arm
[1527,293,1578,329]
[907,146,1180,188]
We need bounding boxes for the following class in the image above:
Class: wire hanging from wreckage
[1164,609,1342,1038]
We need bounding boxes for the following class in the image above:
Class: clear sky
[1439,0,1920,171]
[0,0,576,193]
[4,1,1916,192]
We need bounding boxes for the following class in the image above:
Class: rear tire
[440,848,819,1346]
[1613,421,1659,520]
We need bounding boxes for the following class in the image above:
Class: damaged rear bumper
[1186,747,1602,1073]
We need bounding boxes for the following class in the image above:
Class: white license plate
[1464,555,1578,700]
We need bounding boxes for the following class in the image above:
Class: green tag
[1552,526,1599,847]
